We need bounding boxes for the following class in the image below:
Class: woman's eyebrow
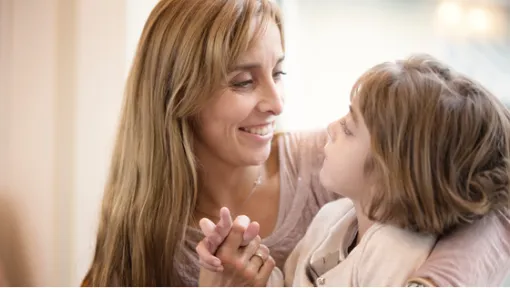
[232,55,285,72]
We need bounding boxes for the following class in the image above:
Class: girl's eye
[339,119,353,136]
[273,71,287,80]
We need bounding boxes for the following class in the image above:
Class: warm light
[437,1,462,26]
[467,7,491,33]
[435,1,501,38]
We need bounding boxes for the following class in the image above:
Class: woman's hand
[198,216,276,287]
[196,207,260,271]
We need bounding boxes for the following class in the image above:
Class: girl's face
[320,96,373,200]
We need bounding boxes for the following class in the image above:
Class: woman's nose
[258,82,284,116]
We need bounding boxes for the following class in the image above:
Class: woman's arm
[412,209,510,286]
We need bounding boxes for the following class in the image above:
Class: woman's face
[195,20,285,166]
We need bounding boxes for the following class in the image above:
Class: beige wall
[0,0,130,285]
[72,0,127,285]
[0,0,59,285]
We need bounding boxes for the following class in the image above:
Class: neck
[353,200,374,245]
[194,147,263,218]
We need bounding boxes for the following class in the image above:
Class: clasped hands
[196,208,275,287]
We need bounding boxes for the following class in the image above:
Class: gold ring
[252,251,265,262]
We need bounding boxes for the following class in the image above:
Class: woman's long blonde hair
[83,0,282,286]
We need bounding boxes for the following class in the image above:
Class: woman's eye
[231,79,253,88]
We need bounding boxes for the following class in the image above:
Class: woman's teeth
[240,124,274,136]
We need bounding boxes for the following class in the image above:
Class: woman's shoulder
[275,129,327,174]
[274,129,338,213]
[277,129,328,155]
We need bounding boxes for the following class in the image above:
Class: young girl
[197,54,510,286]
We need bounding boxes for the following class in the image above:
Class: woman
[82,0,510,286]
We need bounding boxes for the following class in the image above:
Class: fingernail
[236,215,250,228]
[213,258,221,266]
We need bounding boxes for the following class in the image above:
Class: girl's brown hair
[356,54,510,235]
[83,0,283,286]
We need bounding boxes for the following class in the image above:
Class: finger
[196,239,222,268]
[197,218,222,263]
[239,235,262,265]
[241,221,260,246]
[214,207,232,245]
[219,207,233,234]
[217,215,250,258]
[198,208,234,254]
[199,259,223,272]
[244,244,269,280]
[254,255,276,287]
[199,217,216,237]
[210,207,233,247]
[199,217,223,250]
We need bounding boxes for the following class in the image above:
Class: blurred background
[0,0,509,286]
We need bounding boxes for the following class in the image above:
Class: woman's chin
[243,146,272,165]
[249,152,271,165]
